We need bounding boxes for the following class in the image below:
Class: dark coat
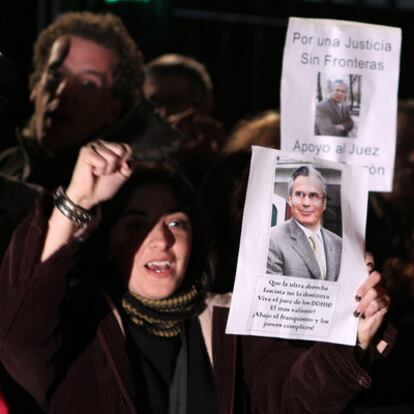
[0,174,43,264]
[0,200,396,413]
[0,99,183,190]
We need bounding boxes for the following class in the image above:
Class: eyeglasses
[292,191,325,203]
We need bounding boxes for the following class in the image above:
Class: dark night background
[0,0,413,150]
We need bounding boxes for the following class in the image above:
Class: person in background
[144,53,213,118]
[0,12,183,191]
[144,53,225,186]
[0,140,394,413]
[223,110,280,154]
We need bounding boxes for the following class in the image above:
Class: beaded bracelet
[53,186,92,225]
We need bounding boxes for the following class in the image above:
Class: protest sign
[226,146,369,345]
[281,17,401,192]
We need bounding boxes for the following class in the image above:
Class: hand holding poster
[226,147,369,345]
[281,18,401,191]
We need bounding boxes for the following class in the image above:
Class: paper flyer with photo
[226,146,369,345]
[280,17,401,192]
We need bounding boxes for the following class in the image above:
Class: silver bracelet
[53,186,92,225]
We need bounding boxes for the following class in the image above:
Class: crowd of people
[0,9,411,414]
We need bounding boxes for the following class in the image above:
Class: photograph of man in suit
[267,165,342,281]
[315,79,354,137]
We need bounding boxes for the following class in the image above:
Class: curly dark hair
[30,11,144,109]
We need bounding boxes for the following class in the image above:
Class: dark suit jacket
[0,199,395,413]
[315,97,354,137]
[267,218,342,281]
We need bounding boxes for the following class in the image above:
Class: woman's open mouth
[145,260,173,275]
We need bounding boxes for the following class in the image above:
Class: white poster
[226,146,369,345]
[281,17,401,192]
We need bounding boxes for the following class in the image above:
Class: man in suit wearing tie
[315,79,354,137]
[267,165,342,281]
